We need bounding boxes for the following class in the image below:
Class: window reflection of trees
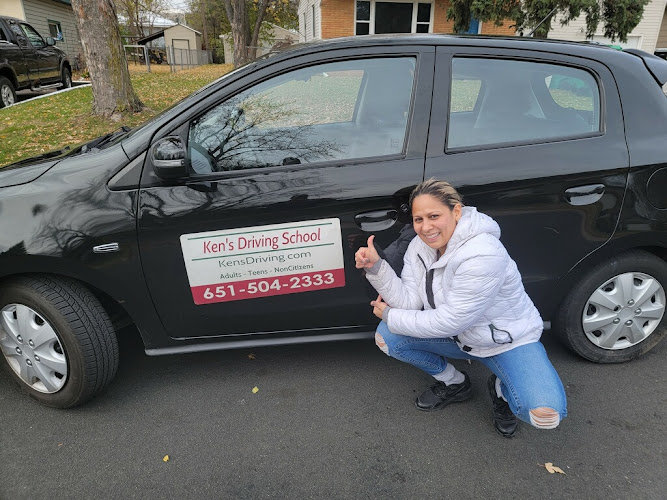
[189,92,344,172]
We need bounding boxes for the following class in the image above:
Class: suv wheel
[556,251,667,363]
[61,67,72,89]
[0,77,16,107]
[0,276,118,408]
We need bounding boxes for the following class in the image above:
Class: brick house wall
[311,0,515,39]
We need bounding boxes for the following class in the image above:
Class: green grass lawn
[0,64,233,167]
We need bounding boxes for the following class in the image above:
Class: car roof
[266,33,628,62]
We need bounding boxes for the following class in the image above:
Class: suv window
[448,58,600,150]
[188,57,415,173]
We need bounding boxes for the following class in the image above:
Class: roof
[267,33,636,62]
[136,23,201,44]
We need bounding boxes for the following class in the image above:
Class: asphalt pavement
[1,328,665,499]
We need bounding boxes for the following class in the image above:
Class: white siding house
[298,0,321,42]
[548,0,667,53]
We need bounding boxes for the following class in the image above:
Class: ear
[453,203,462,222]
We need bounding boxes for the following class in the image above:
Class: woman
[355,179,566,437]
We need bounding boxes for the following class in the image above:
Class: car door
[5,19,38,86]
[137,46,434,342]
[426,46,629,317]
[18,22,59,82]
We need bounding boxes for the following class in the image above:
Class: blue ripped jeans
[375,321,567,427]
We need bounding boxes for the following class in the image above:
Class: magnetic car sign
[180,219,345,304]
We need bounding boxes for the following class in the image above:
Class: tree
[447,0,649,42]
[70,0,143,118]
[117,0,169,39]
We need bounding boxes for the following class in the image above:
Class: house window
[355,1,433,35]
[48,20,63,40]
[356,1,370,35]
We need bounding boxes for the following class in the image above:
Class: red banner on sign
[190,268,346,304]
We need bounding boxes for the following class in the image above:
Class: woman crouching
[355,179,566,437]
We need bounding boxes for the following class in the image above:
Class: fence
[123,45,213,73]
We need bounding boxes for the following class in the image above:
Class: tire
[0,76,16,108]
[0,276,118,408]
[61,67,72,89]
[555,250,667,363]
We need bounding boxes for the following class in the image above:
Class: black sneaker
[415,371,473,411]
[487,374,518,438]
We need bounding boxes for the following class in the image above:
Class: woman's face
[412,194,462,255]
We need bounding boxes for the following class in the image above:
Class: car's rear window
[448,57,601,150]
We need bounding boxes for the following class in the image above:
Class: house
[136,24,208,66]
[221,23,299,63]
[0,0,82,62]
[118,12,177,46]
[548,0,667,54]
[296,0,515,41]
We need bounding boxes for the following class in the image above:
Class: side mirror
[45,37,55,46]
[151,137,188,179]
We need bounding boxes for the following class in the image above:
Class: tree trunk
[223,0,249,67]
[71,0,143,118]
[247,0,270,61]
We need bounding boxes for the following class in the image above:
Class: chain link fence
[124,45,213,73]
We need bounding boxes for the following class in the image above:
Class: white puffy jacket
[365,206,543,357]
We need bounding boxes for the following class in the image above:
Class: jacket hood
[420,206,501,269]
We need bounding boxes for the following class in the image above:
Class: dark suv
[1,35,666,408]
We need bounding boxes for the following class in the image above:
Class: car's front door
[426,47,629,317]
[137,46,434,343]
[19,22,59,82]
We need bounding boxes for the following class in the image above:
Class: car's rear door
[137,45,434,344]
[426,46,629,317]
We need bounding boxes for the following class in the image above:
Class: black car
[1,35,667,408]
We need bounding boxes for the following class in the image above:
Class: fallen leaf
[248,353,256,360]
[542,462,565,474]
[163,455,170,462]
[252,386,259,394]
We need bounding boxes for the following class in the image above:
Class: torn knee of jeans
[529,407,560,429]
[375,333,389,355]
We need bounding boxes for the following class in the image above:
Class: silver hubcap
[582,272,666,350]
[0,304,67,393]
[1,84,14,106]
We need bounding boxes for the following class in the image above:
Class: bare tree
[71,0,143,118]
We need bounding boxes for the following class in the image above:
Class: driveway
[0,329,665,499]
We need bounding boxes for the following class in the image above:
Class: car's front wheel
[0,276,118,407]
[61,67,72,89]
[556,251,667,363]
[0,76,16,108]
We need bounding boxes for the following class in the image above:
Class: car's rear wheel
[0,276,118,407]
[0,77,16,108]
[61,67,72,89]
[556,251,667,363]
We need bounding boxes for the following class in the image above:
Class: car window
[448,58,600,150]
[187,57,416,174]
[20,23,44,48]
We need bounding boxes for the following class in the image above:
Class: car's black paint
[1,35,667,358]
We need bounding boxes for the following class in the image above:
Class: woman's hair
[409,179,463,210]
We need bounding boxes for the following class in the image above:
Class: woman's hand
[355,235,381,269]
[371,294,387,319]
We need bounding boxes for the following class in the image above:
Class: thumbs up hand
[355,235,381,269]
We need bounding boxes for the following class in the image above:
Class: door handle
[564,184,605,206]
[354,209,398,231]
